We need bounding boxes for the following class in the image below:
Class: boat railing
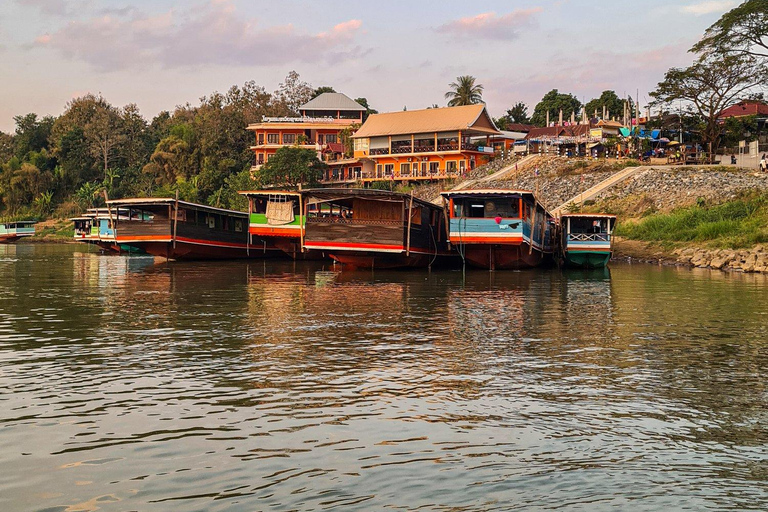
[307,217,403,226]
[568,233,610,242]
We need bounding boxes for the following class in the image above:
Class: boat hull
[461,242,545,270]
[0,235,25,244]
[329,250,435,269]
[564,250,611,269]
[119,239,283,261]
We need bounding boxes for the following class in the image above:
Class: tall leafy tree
[530,89,582,126]
[506,102,530,124]
[651,55,765,155]
[354,97,378,121]
[444,76,484,107]
[84,103,125,179]
[311,86,336,99]
[691,0,768,60]
[255,147,327,187]
[274,71,314,115]
[584,91,633,120]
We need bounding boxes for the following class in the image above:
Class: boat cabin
[0,221,36,243]
[560,213,617,268]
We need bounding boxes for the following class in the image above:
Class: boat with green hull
[559,213,616,269]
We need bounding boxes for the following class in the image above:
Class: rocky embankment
[675,246,768,273]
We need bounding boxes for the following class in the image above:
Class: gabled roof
[718,100,768,118]
[299,93,366,112]
[351,104,499,138]
[506,123,536,132]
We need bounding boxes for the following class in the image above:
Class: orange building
[247,92,365,170]
[350,104,500,183]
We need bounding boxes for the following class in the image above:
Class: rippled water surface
[1,244,767,511]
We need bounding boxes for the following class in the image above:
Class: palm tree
[444,76,484,107]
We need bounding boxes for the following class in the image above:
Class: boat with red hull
[441,189,555,270]
[302,188,452,269]
[107,198,283,260]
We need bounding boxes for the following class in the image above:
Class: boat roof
[302,188,440,209]
[560,213,617,219]
[2,220,36,225]
[440,189,535,198]
[107,197,247,217]
[238,190,302,198]
[69,216,93,221]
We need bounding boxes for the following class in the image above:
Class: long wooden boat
[0,221,36,243]
[560,213,616,268]
[106,198,282,260]
[238,190,325,260]
[72,209,145,253]
[302,188,451,269]
[440,189,554,270]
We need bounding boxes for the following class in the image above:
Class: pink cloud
[32,1,365,71]
[436,9,543,41]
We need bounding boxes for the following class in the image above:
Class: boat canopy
[107,197,248,217]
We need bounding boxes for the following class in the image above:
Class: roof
[488,130,527,140]
[107,197,247,217]
[302,188,441,209]
[299,93,365,112]
[597,120,624,128]
[718,100,768,118]
[325,142,345,153]
[506,123,536,132]
[351,104,499,138]
[525,124,592,140]
[238,190,302,198]
[2,220,37,225]
[560,213,617,219]
[441,189,534,198]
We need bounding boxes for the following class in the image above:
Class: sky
[0,0,740,133]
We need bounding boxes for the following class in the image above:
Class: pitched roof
[351,104,499,138]
[299,93,365,112]
[718,100,768,118]
[506,123,536,132]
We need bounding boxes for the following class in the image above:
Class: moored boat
[72,208,146,253]
[0,221,36,243]
[440,189,554,270]
[106,198,282,260]
[302,188,450,269]
[238,190,325,260]
[559,213,616,268]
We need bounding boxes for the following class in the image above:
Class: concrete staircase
[550,164,648,216]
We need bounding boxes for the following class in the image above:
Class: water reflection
[0,246,766,511]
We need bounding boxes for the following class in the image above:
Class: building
[247,92,366,170]
[718,100,768,143]
[350,104,500,183]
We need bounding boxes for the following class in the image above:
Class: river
[1,244,766,511]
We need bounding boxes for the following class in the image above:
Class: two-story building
[247,92,366,169]
[350,104,500,183]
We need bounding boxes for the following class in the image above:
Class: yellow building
[351,104,500,182]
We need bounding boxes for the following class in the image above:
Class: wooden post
[406,190,414,256]
[300,194,306,253]
[443,197,451,247]
[246,195,251,257]
[103,189,116,246]
[173,189,179,249]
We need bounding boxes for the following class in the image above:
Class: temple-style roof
[299,93,365,112]
[352,104,499,138]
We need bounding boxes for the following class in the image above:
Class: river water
[1,244,766,511]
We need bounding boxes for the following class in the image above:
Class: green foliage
[722,115,758,148]
[354,98,378,121]
[530,89,582,127]
[616,193,768,248]
[506,102,530,124]
[75,182,102,210]
[255,147,326,187]
[312,86,336,99]
[444,76,484,107]
[33,191,54,217]
[584,91,632,120]
[691,0,768,60]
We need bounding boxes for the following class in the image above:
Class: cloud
[680,1,738,16]
[31,0,365,71]
[16,0,83,16]
[436,8,543,41]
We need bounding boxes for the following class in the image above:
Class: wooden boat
[559,213,616,268]
[72,209,145,253]
[440,189,554,270]
[302,188,450,269]
[106,198,282,260]
[238,190,325,260]
[0,221,36,243]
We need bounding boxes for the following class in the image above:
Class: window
[384,164,394,176]
[429,162,439,173]
[283,133,295,144]
[267,133,279,144]
[400,163,410,175]
[446,161,457,173]
[235,220,243,233]
[421,162,427,175]
[258,154,264,164]
[376,164,383,177]
[353,166,362,178]
[258,133,264,145]
[325,134,337,144]
[459,160,466,173]
[354,138,370,151]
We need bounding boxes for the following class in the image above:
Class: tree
[143,135,192,185]
[506,102,530,124]
[444,76,484,106]
[691,0,768,60]
[13,113,55,160]
[84,104,125,179]
[255,147,327,187]
[584,91,632,121]
[530,89,582,127]
[274,71,314,115]
[312,86,336,99]
[651,55,765,156]
[119,103,151,170]
[354,97,378,121]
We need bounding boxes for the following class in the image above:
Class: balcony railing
[568,233,610,242]
[367,142,483,156]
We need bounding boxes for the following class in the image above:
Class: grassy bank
[615,193,768,249]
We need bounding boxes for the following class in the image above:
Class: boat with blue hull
[0,221,36,243]
[559,213,616,268]
[441,189,554,270]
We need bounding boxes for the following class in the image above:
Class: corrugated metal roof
[560,213,617,219]
[107,198,248,216]
[352,104,499,138]
[440,189,534,197]
[299,93,366,112]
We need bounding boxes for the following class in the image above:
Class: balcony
[366,142,482,157]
